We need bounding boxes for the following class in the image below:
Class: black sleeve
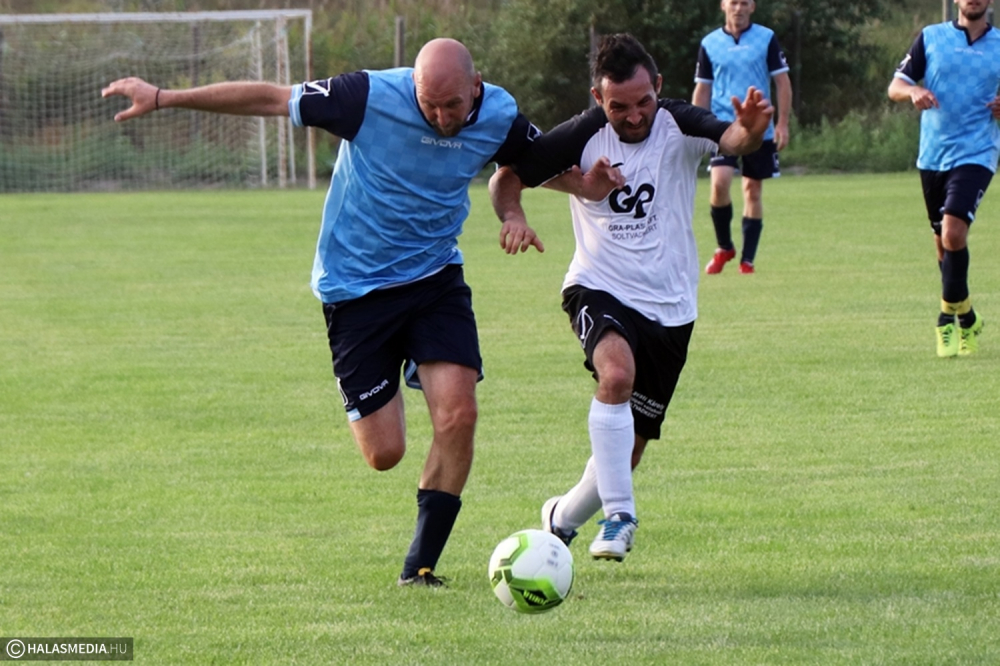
[489,113,543,166]
[659,98,729,144]
[296,70,370,140]
[694,44,714,82]
[767,35,790,73]
[509,106,609,188]
[895,32,926,83]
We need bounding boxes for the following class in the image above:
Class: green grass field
[3,173,999,665]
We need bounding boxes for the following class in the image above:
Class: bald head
[415,38,476,82]
[413,38,482,138]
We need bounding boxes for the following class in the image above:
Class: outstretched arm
[101,77,292,122]
[490,166,545,255]
[718,86,774,156]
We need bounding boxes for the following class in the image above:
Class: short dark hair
[591,33,658,92]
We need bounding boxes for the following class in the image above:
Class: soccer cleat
[738,261,755,274]
[705,247,736,274]
[541,496,578,547]
[936,321,959,358]
[958,312,984,356]
[589,512,637,562]
[397,568,448,588]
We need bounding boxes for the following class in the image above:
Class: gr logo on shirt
[606,162,656,219]
[609,183,655,218]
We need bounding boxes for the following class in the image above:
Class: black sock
[710,204,734,250]
[958,309,978,329]
[938,312,955,327]
[941,248,970,304]
[400,489,462,579]
[741,217,763,264]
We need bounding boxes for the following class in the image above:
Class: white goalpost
[0,10,315,193]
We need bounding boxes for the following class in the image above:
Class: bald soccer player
[103,38,543,587]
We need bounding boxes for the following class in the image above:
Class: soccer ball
[488,528,574,613]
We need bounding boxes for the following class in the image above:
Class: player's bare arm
[772,72,792,151]
[543,157,625,201]
[489,166,545,255]
[102,77,292,122]
[691,81,712,110]
[718,86,772,156]
[888,77,939,111]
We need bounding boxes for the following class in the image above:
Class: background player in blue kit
[693,0,792,275]
[490,34,771,562]
[102,38,544,587]
[888,0,1000,357]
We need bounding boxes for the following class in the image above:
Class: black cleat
[397,568,448,588]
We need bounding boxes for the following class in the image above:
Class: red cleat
[738,261,755,274]
[705,248,736,274]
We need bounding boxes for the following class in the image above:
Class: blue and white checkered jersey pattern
[694,23,789,141]
[288,68,525,303]
[895,21,1000,173]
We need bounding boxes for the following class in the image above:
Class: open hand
[730,86,774,138]
[101,77,158,122]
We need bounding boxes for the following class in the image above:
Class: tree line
[294,0,903,131]
[1,0,940,172]
[2,0,921,128]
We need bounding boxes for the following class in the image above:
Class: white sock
[589,397,635,519]
[553,456,602,532]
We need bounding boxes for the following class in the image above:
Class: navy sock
[401,489,462,579]
[938,312,955,327]
[710,204,734,250]
[941,248,970,304]
[741,217,763,264]
[958,309,978,328]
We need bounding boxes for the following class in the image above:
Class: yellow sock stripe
[941,297,972,315]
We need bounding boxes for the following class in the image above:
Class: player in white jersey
[103,39,544,588]
[889,0,1000,357]
[490,34,771,561]
[693,0,792,275]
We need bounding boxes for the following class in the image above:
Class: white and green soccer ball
[488,528,574,613]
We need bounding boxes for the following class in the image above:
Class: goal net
[0,10,315,193]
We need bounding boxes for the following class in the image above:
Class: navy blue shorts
[920,164,993,232]
[562,285,693,441]
[709,139,780,180]
[322,264,482,422]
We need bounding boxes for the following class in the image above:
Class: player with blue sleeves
[102,38,543,588]
[889,0,1000,357]
[693,0,792,275]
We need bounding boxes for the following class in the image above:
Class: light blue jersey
[695,23,789,141]
[288,68,528,303]
[895,21,1000,172]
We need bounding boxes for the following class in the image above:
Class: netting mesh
[0,13,311,192]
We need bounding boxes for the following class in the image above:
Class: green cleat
[936,321,959,358]
[959,313,984,356]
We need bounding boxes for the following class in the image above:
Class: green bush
[781,107,920,173]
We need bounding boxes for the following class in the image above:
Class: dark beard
[960,7,988,21]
